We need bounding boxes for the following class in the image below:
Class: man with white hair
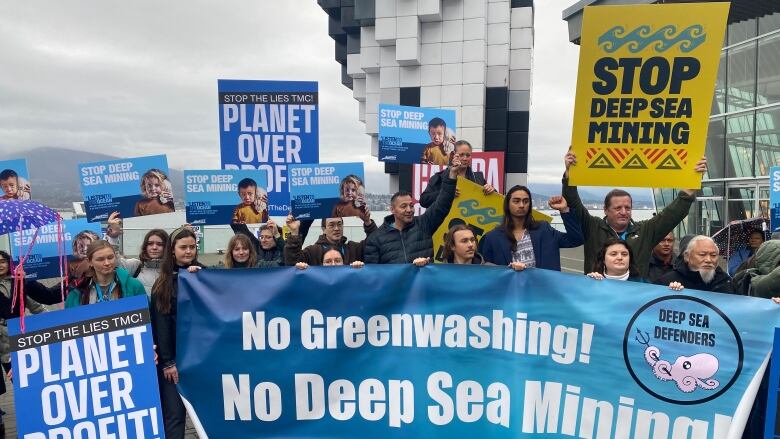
[655,235,734,293]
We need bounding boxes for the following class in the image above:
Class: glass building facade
[654,12,780,236]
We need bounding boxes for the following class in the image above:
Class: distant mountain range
[2,147,654,210]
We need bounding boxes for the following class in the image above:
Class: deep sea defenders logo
[623,295,743,405]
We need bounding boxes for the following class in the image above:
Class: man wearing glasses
[418,140,495,208]
[284,207,377,266]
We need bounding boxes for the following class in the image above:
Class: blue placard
[218,79,319,217]
[378,104,457,165]
[9,296,164,438]
[288,162,365,220]
[185,169,269,226]
[771,167,780,232]
[0,158,32,201]
[10,219,103,280]
[79,155,173,222]
[176,266,780,437]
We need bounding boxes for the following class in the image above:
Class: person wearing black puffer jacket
[364,154,461,264]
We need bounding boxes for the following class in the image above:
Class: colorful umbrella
[0,199,60,236]
[0,199,64,331]
[710,217,770,257]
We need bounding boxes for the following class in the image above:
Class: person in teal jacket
[65,240,146,307]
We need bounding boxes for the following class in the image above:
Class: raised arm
[547,196,584,248]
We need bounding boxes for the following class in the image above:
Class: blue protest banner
[765,328,780,438]
[10,219,102,280]
[378,104,456,165]
[288,162,365,220]
[79,155,173,222]
[771,167,780,232]
[176,266,780,437]
[218,80,319,217]
[9,295,164,438]
[0,158,32,200]
[184,169,269,226]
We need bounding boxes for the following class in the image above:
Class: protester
[562,149,706,278]
[419,140,493,208]
[231,220,284,267]
[223,233,257,268]
[117,230,168,296]
[733,240,780,298]
[657,235,734,293]
[284,210,376,266]
[0,251,46,406]
[479,189,583,270]
[365,154,462,264]
[134,168,175,216]
[151,227,203,439]
[62,240,146,307]
[648,232,675,283]
[728,228,765,276]
[295,248,365,269]
[586,239,645,282]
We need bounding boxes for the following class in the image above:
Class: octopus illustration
[636,329,720,393]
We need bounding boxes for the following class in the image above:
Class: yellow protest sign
[569,3,728,188]
[432,178,552,263]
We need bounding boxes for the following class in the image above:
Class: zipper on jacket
[400,229,408,262]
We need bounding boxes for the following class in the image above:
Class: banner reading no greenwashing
[177,266,780,438]
[569,3,728,188]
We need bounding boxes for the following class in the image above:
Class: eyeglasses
[326,222,344,230]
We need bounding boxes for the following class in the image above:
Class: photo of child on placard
[0,159,32,201]
[288,162,364,220]
[134,168,175,216]
[331,174,366,218]
[232,178,269,224]
[420,117,456,166]
[378,104,456,165]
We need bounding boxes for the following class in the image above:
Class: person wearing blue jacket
[479,186,584,270]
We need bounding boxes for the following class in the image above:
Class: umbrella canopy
[0,199,59,236]
[711,217,770,257]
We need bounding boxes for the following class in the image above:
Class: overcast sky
[0,0,580,191]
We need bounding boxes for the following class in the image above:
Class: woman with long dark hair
[151,227,203,439]
[479,186,584,270]
[116,228,169,295]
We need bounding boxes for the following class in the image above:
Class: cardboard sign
[569,3,728,188]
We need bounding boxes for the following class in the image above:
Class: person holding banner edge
[419,140,493,208]
[284,210,376,267]
[365,153,461,264]
[562,148,706,278]
[151,227,204,439]
[479,187,583,270]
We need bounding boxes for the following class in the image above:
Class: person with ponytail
[64,240,146,307]
[150,227,203,439]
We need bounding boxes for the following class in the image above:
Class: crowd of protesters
[2,143,780,438]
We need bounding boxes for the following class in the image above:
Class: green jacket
[744,240,780,299]
[562,176,695,278]
[65,267,146,308]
